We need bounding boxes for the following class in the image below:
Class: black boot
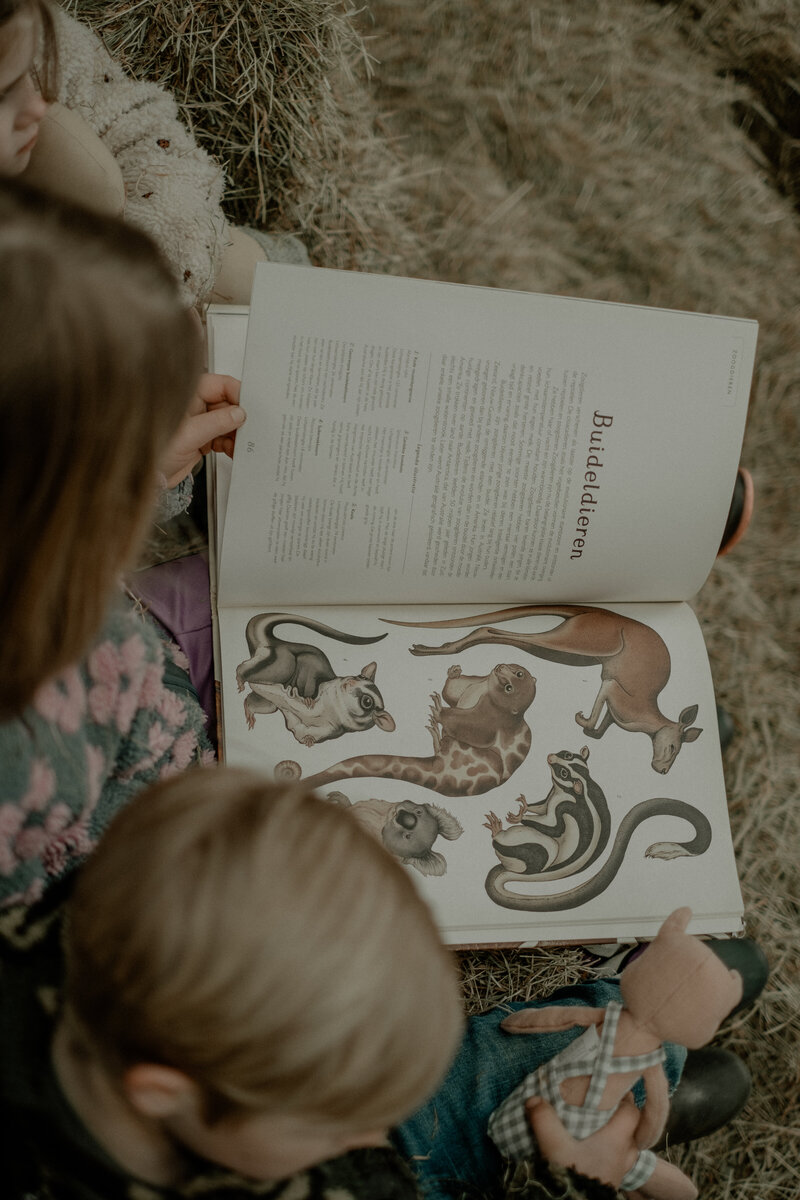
[702,936,769,1015]
[657,1047,751,1147]
[615,935,768,1012]
[718,466,754,556]
[655,939,767,1147]
[716,704,736,752]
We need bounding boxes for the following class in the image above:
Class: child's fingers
[217,436,236,458]
[194,404,247,454]
[196,372,242,409]
[601,1093,642,1140]
[525,1098,575,1158]
[184,374,242,420]
[207,435,236,457]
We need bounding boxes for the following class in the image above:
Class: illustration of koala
[327,792,463,876]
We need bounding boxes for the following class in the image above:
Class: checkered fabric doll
[488,908,744,1200]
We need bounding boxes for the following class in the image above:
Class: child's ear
[122,1063,199,1120]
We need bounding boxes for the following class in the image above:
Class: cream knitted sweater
[53,6,229,305]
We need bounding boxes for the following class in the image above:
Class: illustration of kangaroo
[483,746,711,911]
[400,605,702,773]
[276,662,536,798]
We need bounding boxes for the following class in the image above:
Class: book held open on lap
[206,263,756,947]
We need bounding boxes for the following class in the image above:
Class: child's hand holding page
[161,372,245,486]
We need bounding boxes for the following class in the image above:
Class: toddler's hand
[526,1094,639,1189]
[161,374,245,487]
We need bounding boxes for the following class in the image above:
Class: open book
[206,263,756,947]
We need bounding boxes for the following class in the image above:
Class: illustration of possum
[276,662,536,797]
[483,746,711,911]
[236,612,395,744]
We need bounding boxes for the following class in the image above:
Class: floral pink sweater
[0,599,212,908]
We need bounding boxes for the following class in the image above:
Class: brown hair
[64,768,465,1127]
[0,0,58,101]
[0,180,200,716]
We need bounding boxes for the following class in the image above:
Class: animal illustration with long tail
[394,604,702,773]
[276,662,536,798]
[235,613,394,744]
[483,745,711,911]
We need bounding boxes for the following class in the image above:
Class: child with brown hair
[0,0,307,727]
[0,176,244,905]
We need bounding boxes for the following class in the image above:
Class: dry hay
[61,0,425,271]
[368,7,800,1195]
[65,1,800,1196]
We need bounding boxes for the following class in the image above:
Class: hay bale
[658,0,800,206]
[61,0,427,271]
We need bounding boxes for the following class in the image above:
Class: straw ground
[66,2,800,1195]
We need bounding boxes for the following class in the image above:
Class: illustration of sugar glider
[236,613,395,744]
[276,662,536,797]
[398,604,702,773]
[483,745,711,911]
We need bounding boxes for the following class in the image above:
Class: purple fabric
[130,553,215,741]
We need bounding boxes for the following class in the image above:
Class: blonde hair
[0,180,200,716]
[64,768,465,1127]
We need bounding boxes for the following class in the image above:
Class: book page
[217,600,742,945]
[206,305,249,554]
[218,266,756,607]
[206,305,250,736]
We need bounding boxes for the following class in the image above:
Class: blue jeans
[391,979,686,1200]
